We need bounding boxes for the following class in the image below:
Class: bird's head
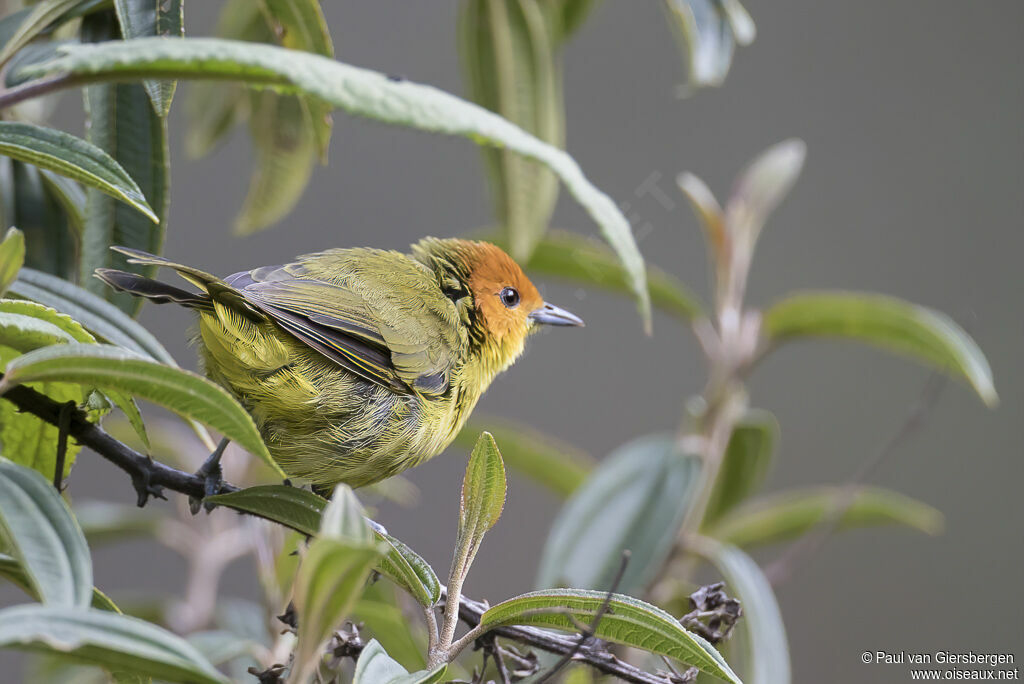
[411,238,583,368]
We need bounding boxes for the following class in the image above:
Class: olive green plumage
[95,238,582,488]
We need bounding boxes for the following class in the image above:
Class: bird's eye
[499,286,520,309]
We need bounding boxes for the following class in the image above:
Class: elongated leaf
[184,0,268,159]
[460,0,563,261]
[696,538,790,684]
[258,0,333,157]
[234,0,333,232]
[0,458,92,607]
[0,309,79,350]
[319,485,372,542]
[113,0,184,116]
[703,410,777,526]
[205,484,441,606]
[0,299,94,344]
[206,484,324,536]
[293,520,383,682]
[39,170,86,237]
[0,0,80,68]
[9,267,176,363]
[451,431,506,585]
[0,227,24,295]
[0,122,155,223]
[353,592,427,671]
[663,0,755,88]
[9,161,77,279]
[186,629,260,667]
[762,291,997,406]
[234,90,316,234]
[81,12,168,315]
[0,344,283,477]
[481,589,741,683]
[375,530,441,608]
[709,485,943,548]
[455,416,593,497]
[0,604,227,684]
[726,138,805,245]
[537,433,701,596]
[353,639,446,684]
[506,229,703,321]
[24,37,651,327]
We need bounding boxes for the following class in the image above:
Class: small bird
[96,238,582,490]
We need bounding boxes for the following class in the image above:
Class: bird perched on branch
[95,238,582,491]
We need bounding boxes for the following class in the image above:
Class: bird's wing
[226,250,466,395]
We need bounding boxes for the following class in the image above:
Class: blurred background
[6,1,1021,681]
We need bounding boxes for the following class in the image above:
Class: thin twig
[535,550,631,683]
[53,400,74,491]
[0,383,676,684]
[765,372,948,585]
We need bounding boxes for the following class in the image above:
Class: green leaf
[206,484,324,536]
[695,538,790,684]
[184,0,269,159]
[375,529,442,608]
[353,639,446,684]
[6,160,77,280]
[234,90,316,234]
[24,37,651,327]
[0,345,85,478]
[451,431,506,585]
[0,604,227,684]
[663,0,755,88]
[232,0,334,232]
[509,229,703,321]
[537,433,701,596]
[0,227,25,295]
[293,491,383,682]
[9,267,177,363]
[481,589,742,683]
[113,0,184,116]
[703,410,777,526]
[0,344,284,477]
[39,170,87,237]
[353,595,427,672]
[0,0,81,69]
[80,12,169,315]
[257,0,333,157]
[205,484,441,606]
[319,484,372,542]
[761,291,998,406]
[455,416,592,497]
[0,309,81,350]
[0,458,92,607]
[0,122,156,223]
[708,485,944,548]
[460,0,563,261]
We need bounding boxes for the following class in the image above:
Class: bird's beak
[529,302,584,327]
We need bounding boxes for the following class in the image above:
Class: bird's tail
[94,247,248,313]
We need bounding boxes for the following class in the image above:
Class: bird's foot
[189,438,230,514]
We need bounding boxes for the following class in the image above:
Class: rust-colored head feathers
[411,238,583,348]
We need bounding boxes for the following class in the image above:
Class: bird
[95,238,583,492]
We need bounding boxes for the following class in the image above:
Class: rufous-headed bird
[96,238,582,490]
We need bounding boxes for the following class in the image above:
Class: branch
[0,383,238,505]
[1,384,680,683]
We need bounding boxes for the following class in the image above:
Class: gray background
[7,1,1024,682]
